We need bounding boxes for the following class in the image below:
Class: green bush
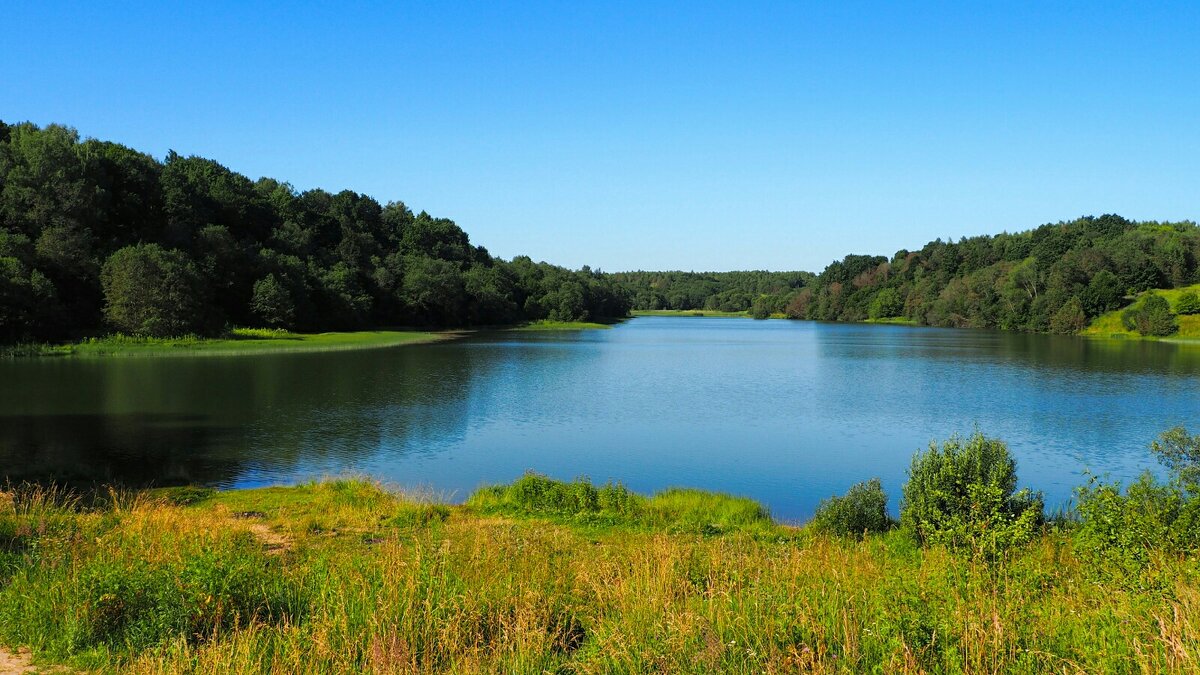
[1175,290,1200,315]
[467,473,774,534]
[900,432,1043,557]
[468,472,640,519]
[811,478,892,538]
[1075,427,1200,588]
[1120,292,1177,336]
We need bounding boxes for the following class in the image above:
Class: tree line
[618,215,1200,334]
[611,270,814,318]
[4,121,1199,343]
[0,121,631,342]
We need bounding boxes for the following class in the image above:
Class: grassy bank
[508,320,615,331]
[631,309,790,319]
[1,476,1196,673]
[1083,283,1200,340]
[3,328,455,358]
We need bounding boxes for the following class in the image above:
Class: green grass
[864,316,919,325]
[2,475,1197,673]
[508,320,615,331]
[4,328,455,358]
[1082,283,1200,340]
[633,309,761,318]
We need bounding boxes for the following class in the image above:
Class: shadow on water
[0,412,245,488]
[2,319,1198,519]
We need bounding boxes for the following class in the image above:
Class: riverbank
[631,309,789,318]
[1,477,1194,673]
[2,328,459,358]
[508,320,616,331]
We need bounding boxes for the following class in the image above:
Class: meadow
[1,458,1196,674]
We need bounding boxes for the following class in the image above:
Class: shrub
[468,472,640,519]
[1075,427,1200,587]
[900,432,1043,557]
[1120,292,1177,336]
[467,473,774,534]
[811,478,892,538]
[1175,290,1200,315]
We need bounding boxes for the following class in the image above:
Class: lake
[3,317,1199,521]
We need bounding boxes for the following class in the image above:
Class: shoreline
[5,329,462,358]
[1,475,1194,672]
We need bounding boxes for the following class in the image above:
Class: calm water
[3,317,1199,520]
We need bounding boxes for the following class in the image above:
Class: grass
[2,328,455,358]
[631,309,790,319]
[508,320,615,331]
[864,316,920,325]
[632,309,752,318]
[1083,283,1200,340]
[1,475,1197,673]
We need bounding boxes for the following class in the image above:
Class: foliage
[899,432,1044,558]
[622,215,1200,337]
[467,472,772,535]
[2,477,1199,673]
[1120,292,1178,336]
[100,243,210,337]
[1075,427,1200,588]
[811,478,892,538]
[0,120,630,342]
[1176,290,1200,315]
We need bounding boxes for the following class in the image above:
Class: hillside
[0,121,630,344]
[618,216,1200,335]
[1083,283,1200,339]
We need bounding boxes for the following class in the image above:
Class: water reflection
[2,318,1198,520]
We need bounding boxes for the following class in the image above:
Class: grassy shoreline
[1,476,1196,673]
[631,309,790,319]
[4,328,458,358]
[507,320,617,331]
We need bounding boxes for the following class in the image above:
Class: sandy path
[0,647,36,674]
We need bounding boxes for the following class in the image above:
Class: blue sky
[5,2,1199,271]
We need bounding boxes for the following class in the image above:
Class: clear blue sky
[5,2,1199,272]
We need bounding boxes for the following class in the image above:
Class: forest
[619,215,1200,334]
[4,121,1200,344]
[0,121,631,342]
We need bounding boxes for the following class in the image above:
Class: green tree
[1049,296,1087,334]
[100,244,209,337]
[868,287,903,319]
[250,274,296,328]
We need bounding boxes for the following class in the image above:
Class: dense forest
[619,215,1200,334]
[4,122,1199,343]
[611,270,813,318]
[0,121,631,342]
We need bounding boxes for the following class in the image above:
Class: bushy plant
[1120,292,1177,336]
[1175,290,1200,315]
[900,432,1043,558]
[469,472,640,519]
[811,478,892,538]
[1075,427,1200,588]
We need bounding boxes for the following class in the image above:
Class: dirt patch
[246,522,292,553]
[0,647,36,674]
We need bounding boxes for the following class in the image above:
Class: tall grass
[0,477,1196,673]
